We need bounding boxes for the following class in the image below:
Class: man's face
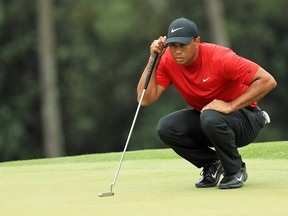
[169,37,200,66]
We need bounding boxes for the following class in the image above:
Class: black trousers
[157,107,265,174]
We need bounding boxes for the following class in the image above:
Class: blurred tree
[0,0,41,161]
[37,0,64,157]
[224,0,288,142]
[203,0,230,46]
[0,0,287,161]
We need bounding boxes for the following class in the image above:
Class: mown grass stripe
[0,141,287,167]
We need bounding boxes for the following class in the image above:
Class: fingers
[150,36,166,56]
[201,99,231,114]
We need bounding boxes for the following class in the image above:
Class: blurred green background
[0,0,286,161]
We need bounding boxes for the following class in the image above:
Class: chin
[175,59,185,65]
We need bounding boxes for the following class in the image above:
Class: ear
[195,36,201,44]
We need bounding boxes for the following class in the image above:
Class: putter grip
[143,53,159,90]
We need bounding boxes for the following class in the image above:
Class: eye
[169,43,177,47]
[169,43,185,48]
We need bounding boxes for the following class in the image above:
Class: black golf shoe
[219,162,248,189]
[195,160,224,188]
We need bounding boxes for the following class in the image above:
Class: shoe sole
[219,182,243,189]
[195,182,218,188]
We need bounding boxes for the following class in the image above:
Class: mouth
[175,57,184,63]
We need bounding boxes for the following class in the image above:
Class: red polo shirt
[156,43,259,111]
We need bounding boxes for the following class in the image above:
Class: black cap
[165,18,199,46]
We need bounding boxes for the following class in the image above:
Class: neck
[186,45,199,66]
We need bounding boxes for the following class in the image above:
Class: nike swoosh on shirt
[171,27,184,33]
[203,77,211,82]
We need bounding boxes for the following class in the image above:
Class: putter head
[98,192,114,197]
[99,181,115,197]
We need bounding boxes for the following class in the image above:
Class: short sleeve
[156,51,172,88]
[220,50,260,85]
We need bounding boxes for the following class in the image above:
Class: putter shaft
[98,53,158,198]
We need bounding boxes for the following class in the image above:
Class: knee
[157,117,171,138]
[200,110,225,134]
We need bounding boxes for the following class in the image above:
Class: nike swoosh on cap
[171,27,184,33]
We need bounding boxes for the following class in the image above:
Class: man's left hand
[201,99,232,114]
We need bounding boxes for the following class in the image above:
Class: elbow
[137,96,153,106]
[140,101,152,106]
[137,92,156,106]
[272,79,277,88]
[137,87,160,106]
[261,71,277,91]
[257,68,277,91]
[268,77,277,90]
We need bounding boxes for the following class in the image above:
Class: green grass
[0,141,287,216]
[1,141,287,166]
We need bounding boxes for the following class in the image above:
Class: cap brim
[164,37,193,46]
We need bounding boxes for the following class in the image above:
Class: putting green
[0,142,287,216]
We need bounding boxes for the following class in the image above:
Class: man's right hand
[150,36,167,57]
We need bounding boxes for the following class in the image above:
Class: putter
[98,53,159,197]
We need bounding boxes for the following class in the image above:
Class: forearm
[227,70,277,113]
[202,67,277,114]
[137,55,159,105]
[137,36,167,106]
[227,80,274,113]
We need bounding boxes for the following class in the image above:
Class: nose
[175,47,182,54]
